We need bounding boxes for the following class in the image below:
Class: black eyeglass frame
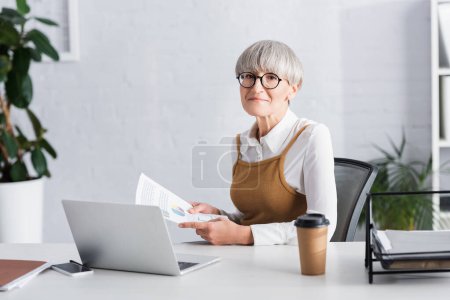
[236,72,284,89]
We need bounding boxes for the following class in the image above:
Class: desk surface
[0,242,449,299]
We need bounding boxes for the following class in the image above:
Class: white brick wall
[0,0,432,241]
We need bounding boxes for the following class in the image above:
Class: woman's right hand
[188,202,220,215]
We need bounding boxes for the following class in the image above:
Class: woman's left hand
[178,218,254,245]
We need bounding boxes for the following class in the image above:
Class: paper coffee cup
[294,214,330,275]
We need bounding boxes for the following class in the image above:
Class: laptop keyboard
[178,261,199,270]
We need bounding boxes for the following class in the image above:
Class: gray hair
[235,40,303,86]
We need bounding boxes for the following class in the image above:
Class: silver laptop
[62,200,220,276]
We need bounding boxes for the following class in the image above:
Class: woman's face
[239,72,299,118]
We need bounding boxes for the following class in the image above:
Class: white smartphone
[52,262,93,277]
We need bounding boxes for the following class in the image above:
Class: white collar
[240,109,299,154]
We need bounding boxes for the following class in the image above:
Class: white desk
[0,242,449,299]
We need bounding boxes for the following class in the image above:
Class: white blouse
[223,108,337,245]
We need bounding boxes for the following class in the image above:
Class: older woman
[179,40,337,245]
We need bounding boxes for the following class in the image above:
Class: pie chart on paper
[171,205,186,217]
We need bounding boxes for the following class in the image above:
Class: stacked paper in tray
[376,230,450,259]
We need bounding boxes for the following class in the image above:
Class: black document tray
[365,190,450,283]
[371,230,450,270]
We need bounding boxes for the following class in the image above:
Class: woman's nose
[251,78,265,92]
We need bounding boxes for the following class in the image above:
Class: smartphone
[52,262,93,277]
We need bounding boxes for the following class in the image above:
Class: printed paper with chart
[135,173,225,223]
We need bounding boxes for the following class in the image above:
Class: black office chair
[331,158,378,242]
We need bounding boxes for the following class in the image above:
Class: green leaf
[31,147,47,177]
[372,143,395,161]
[15,135,28,148]
[16,0,30,15]
[0,7,27,25]
[1,130,18,159]
[0,113,6,127]
[399,129,406,156]
[27,47,42,62]
[40,138,57,159]
[10,160,28,181]
[1,8,22,18]
[22,74,32,103]
[0,55,12,79]
[5,70,21,103]
[14,125,30,149]
[13,47,31,78]
[387,135,403,159]
[34,17,58,26]
[0,18,20,45]
[25,29,59,61]
[14,125,26,138]
[5,71,33,108]
[26,108,43,138]
[43,169,50,177]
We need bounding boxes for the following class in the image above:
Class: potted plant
[0,0,59,242]
[359,132,440,231]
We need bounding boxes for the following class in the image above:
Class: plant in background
[0,0,59,182]
[360,132,434,230]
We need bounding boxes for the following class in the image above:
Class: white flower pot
[0,178,44,243]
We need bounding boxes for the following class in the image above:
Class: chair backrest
[331,158,378,242]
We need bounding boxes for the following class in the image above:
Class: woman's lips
[248,97,269,102]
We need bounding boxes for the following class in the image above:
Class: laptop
[62,200,220,276]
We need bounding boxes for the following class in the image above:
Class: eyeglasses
[236,72,284,89]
